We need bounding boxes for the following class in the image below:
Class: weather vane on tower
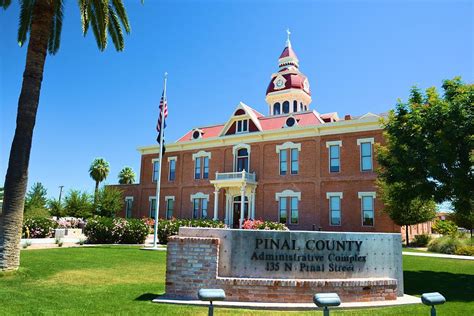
[286,28,291,47]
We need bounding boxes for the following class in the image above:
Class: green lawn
[0,247,473,315]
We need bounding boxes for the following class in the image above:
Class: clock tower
[265,30,312,116]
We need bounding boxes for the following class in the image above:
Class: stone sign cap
[313,293,341,307]
[198,289,226,302]
[421,292,446,306]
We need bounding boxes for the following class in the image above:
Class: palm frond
[78,0,89,36]
[88,3,103,50]
[1,0,11,9]
[48,0,64,55]
[108,5,124,51]
[17,0,34,47]
[91,0,109,50]
[111,0,130,34]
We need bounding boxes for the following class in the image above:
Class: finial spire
[286,28,291,48]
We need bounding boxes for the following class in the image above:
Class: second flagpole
[153,72,168,249]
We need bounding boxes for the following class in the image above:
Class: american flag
[156,93,168,143]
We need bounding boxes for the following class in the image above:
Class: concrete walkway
[403,251,474,260]
[153,294,420,310]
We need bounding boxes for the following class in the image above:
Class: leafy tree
[377,180,436,245]
[118,167,136,184]
[64,190,93,219]
[24,182,49,218]
[95,187,124,217]
[431,219,458,235]
[377,78,473,240]
[89,158,110,203]
[48,199,65,217]
[1,0,133,271]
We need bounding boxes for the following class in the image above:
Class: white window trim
[275,141,301,153]
[165,196,175,201]
[326,192,342,226]
[233,143,251,172]
[356,137,375,145]
[168,157,177,181]
[192,150,211,161]
[358,192,376,227]
[167,156,177,162]
[190,192,210,202]
[325,140,342,148]
[152,158,160,182]
[191,128,203,140]
[275,189,301,201]
[284,115,298,128]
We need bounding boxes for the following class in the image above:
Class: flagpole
[153,72,168,249]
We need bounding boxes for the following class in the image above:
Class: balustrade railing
[215,170,256,182]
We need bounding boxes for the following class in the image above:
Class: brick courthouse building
[112,37,401,233]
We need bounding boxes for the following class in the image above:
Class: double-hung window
[326,141,342,173]
[193,151,211,180]
[194,158,201,179]
[276,190,300,225]
[326,192,342,226]
[359,192,376,226]
[193,198,208,219]
[125,197,133,218]
[149,197,156,219]
[152,159,160,182]
[276,142,301,176]
[165,196,174,219]
[357,138,374,171]
[168,158,176,181]
[279,150,287,175]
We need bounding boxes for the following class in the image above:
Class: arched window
[300,102,304,111]
[283,101,290,114]
[273,103,281,115]
[304,105,307,111]
[293,101,298,112]
[236,148,249,172]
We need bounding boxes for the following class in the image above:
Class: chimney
[344,114,352,120]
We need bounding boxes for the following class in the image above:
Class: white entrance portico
[210,170,257,228]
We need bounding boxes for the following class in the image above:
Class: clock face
[303,79,310,92]
[273,76,286,90]
[276,79,284,87]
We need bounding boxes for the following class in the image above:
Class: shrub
[48,199,65,217]
[411,234,431,247]
[455,245,474,256]
[84,217,149,244]
[428,235,463,254]
[56,217,85,229]
[22,217,57,238]
[242,219,289,231]
[157,218,225,244]
[432,219,458,235]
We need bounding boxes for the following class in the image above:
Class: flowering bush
[83,217,149,244]
[22,217,58,238]
[56,217,85,229]
[157,218,225,244]
[242,219,288,231]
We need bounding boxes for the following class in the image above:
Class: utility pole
[58,185,64,203]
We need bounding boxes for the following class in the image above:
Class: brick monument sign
[164,227,403,303]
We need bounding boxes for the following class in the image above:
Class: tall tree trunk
[405,224,409,247]
[94,181,99,205]
[0,2,54,271]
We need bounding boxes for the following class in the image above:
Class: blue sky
[1,0,472,200]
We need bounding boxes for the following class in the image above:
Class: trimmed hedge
[157,218,225,244]
[242,219,289,231]
[22,217,57,238]
[84,217,149,244]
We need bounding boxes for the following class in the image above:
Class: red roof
[279,46,298,59]
[266,73,310,95]
[177,111,323,142]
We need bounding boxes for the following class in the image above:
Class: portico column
[251,189,256,219]
[224,193,230,226]
[213,187,219,220]
[240,186,246,228]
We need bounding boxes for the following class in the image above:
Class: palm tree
[1,0,131,271]
[89,158,110,203]
[118,166,136,185]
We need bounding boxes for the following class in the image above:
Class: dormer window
[236,119,248,133]
[191,128,203,140]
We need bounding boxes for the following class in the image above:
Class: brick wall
[165,236,398,303]
[111,130,401,233]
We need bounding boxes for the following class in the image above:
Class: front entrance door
[232,196,248,228]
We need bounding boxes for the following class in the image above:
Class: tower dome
[265,30,312,116]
